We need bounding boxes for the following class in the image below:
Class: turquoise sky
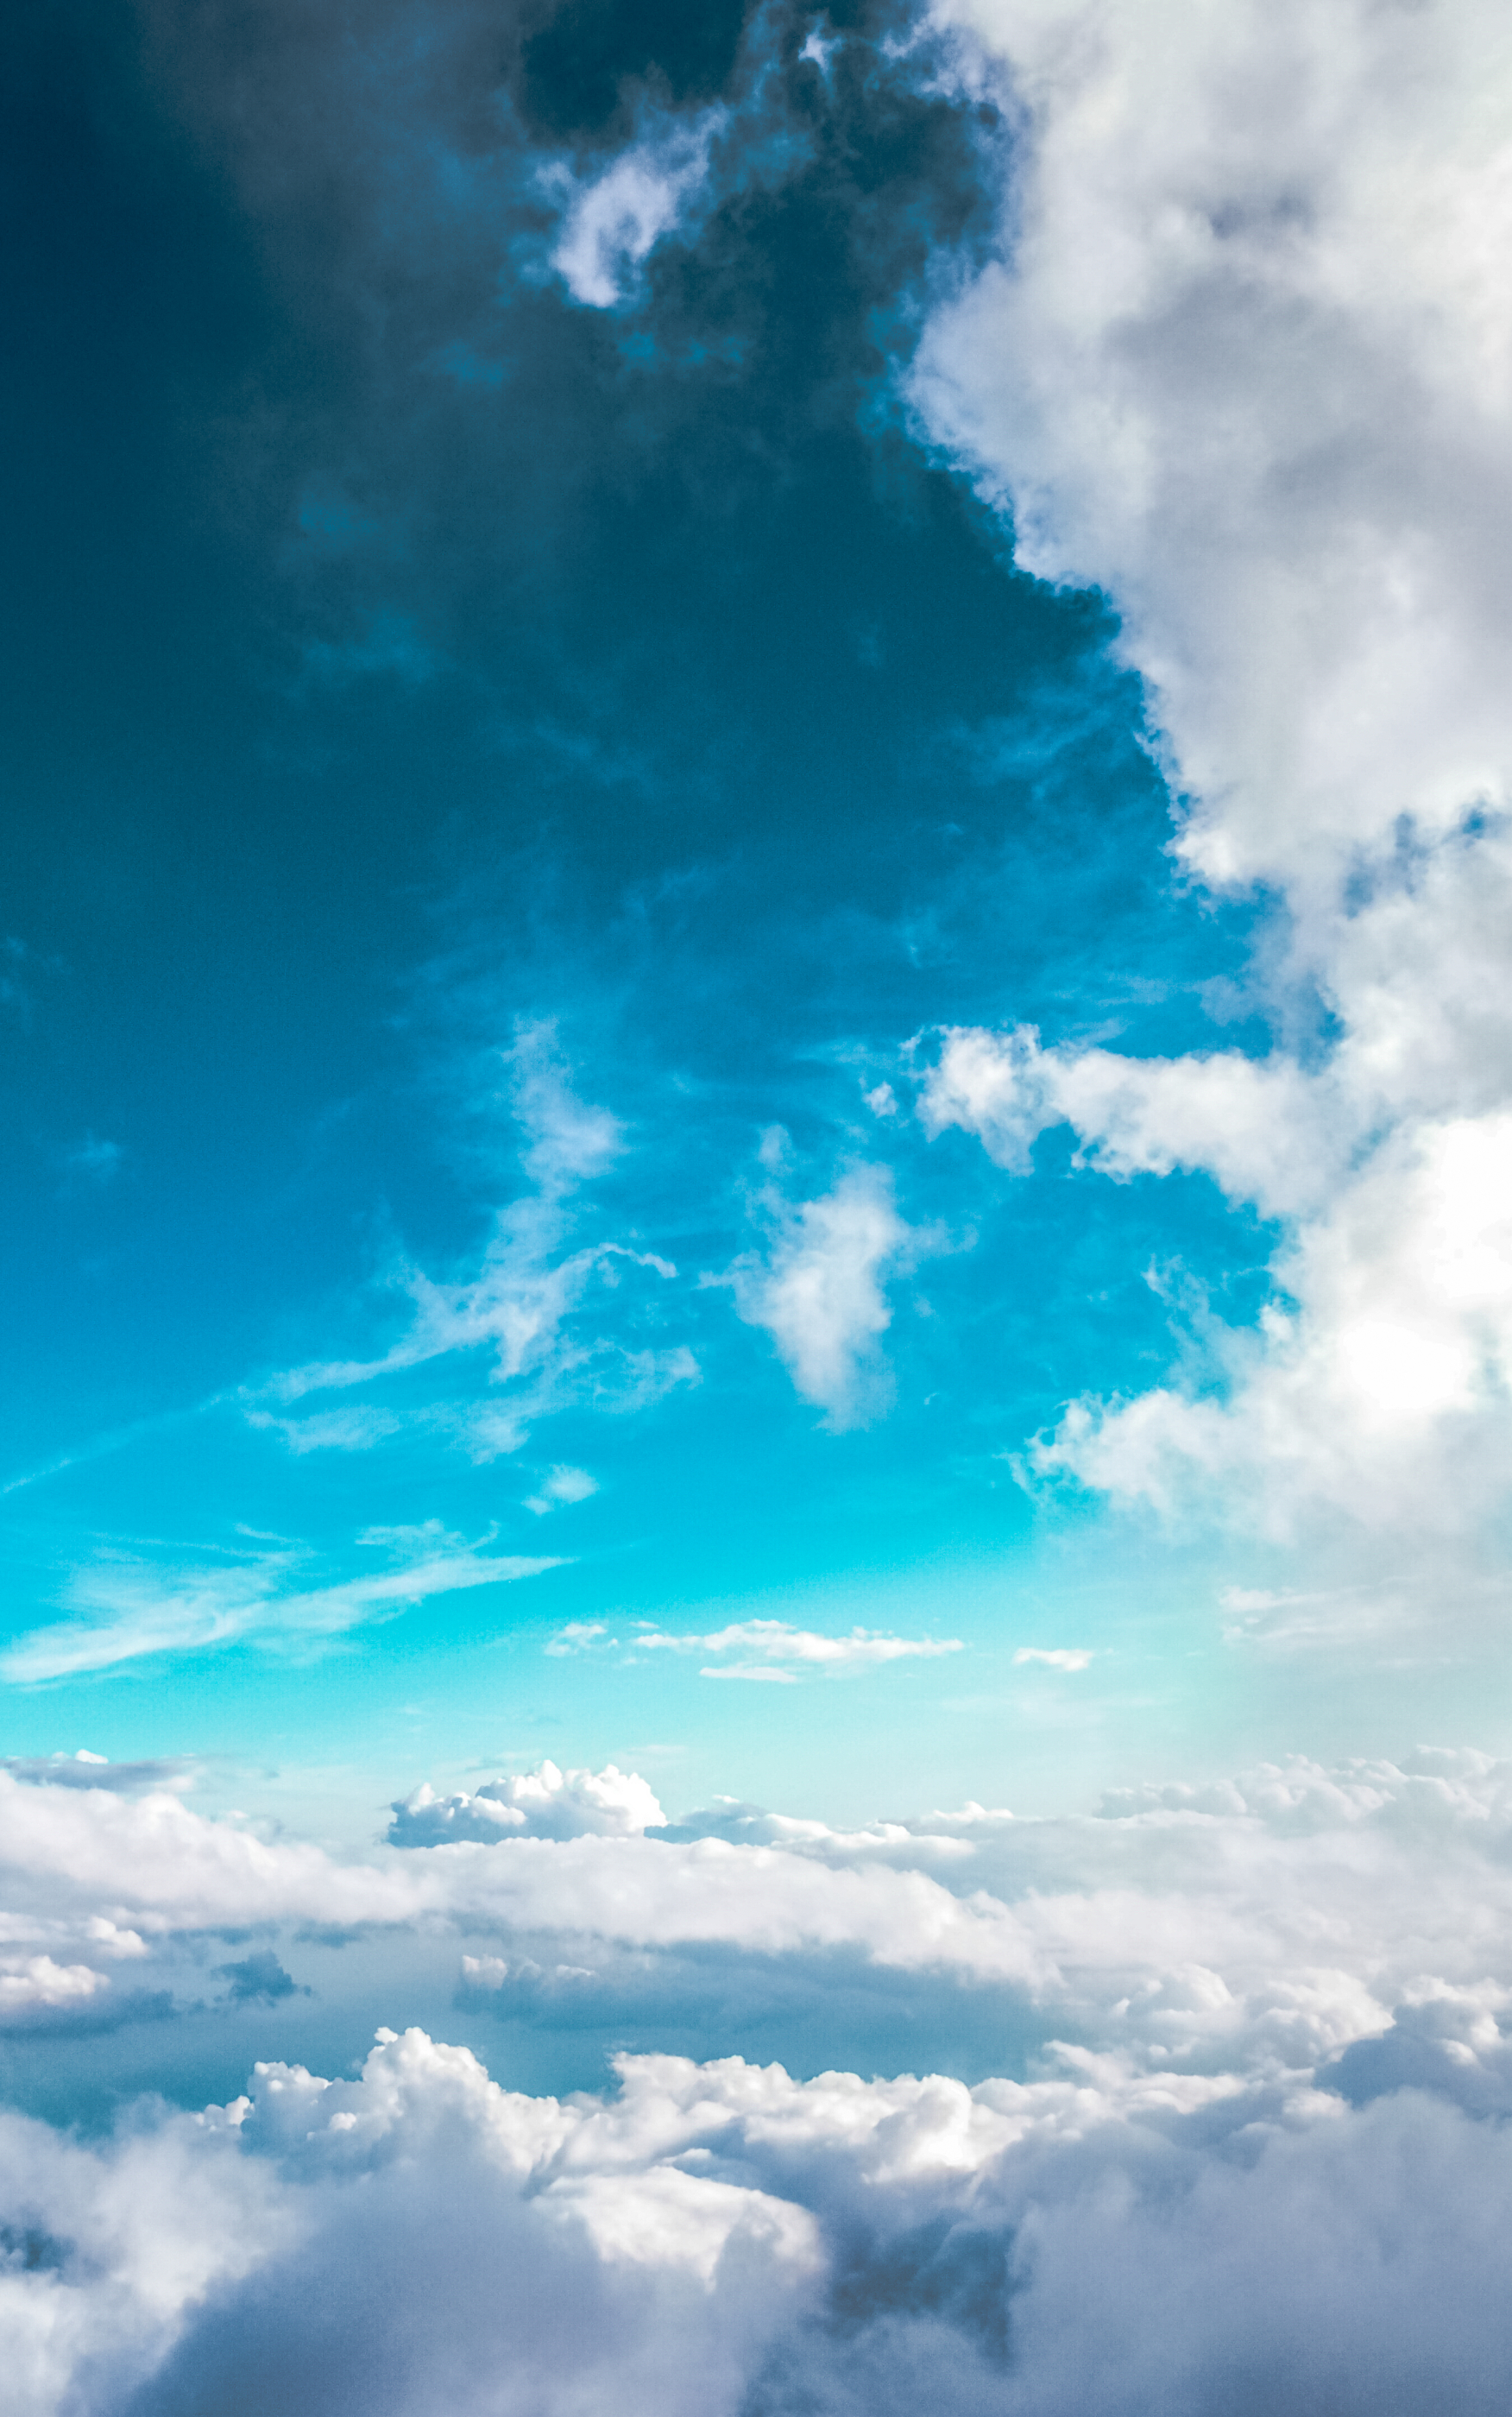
[6,0,1512,1852]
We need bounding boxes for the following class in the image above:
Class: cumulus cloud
[19,1746,1512,2407]
[904,2,1512,1549]
[728,1164,927,1428]
[390,1761,667,1846]
[10,2007,1512,2414]
[16,1744,1512,2086]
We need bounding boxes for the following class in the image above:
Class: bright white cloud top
[910,0,1512,1555]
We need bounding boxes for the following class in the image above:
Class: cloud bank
[907,0,1512,1549]
[5,1746,1512,2409]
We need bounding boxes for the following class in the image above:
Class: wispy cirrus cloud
[244,1022,696,1462]
[3,1525,560,1683]
[547,1617,964,1680]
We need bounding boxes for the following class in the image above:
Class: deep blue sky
[0,0,1324,1825]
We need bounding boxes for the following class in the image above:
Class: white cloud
[390,1761,666,1845]
[254,1024,691,1459]
[728,1164,925,1428]
[550,1618,965,1679]
[920,1024,1336,1217]
[246,1407,403,1454]
[1013,1648,1092,1670]
[906,3,1512,1548]
[14,1964,1512,2411]
[2,1530,560,1682]
[525,1465,599,1516]
[548,115,725,308]
[0,1955,110,2014]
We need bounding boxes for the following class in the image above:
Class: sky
[7,0,1512,2409]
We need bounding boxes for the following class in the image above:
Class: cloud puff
[548,113,726,308]
[729,1164,925,1428]
[390,1761,667,1846]
[525,1465,599,1515]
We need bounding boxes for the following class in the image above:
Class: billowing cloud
[906,0,1512,1548]
[390,1761,667,1846]
[9,1739,1512,2403]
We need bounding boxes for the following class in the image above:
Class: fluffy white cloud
[729,1165,924,1427]
[908,3,1512,1547]
[390,1761,668,1846]
[921,1025,1334,1217]
[14,2006,1512,2412]
[11,1745,1512,2404]
[13,1745,1512,2085]
[917,0,1512,898]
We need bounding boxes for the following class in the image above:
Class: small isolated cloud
[548,114,724,309]
[546,1618,965,1682]
[728,1164,926,1429]
[525,1466,598,1517]
[60,1133,124,1190]
[1013,1647,1093,1671]
[390,1759,665,1845]
[217,1949,307,2005]
[246,1407,403,1454]
[543,1620,608,1657]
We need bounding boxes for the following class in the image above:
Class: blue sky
[0,0,1301,1825]
[6,0,1512,1851]
[9,4,1512,2407]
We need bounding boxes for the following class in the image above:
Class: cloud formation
[255,1025,693,1461]
[545,1620,965,1680]
[7,1739,1512,2406]
[2,1530,558,1682]
[729,1165,925,1427]
[908,0,1512,1548]
[548,110,727,307]
[390,1761,667,1846]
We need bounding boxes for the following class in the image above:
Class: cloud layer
[6,1746,1512,2410]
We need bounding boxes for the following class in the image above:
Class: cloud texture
[5,1747,1512,2410]
[910,0,1512,1549]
